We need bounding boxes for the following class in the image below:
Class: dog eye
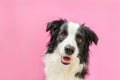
[76,38,82,43]
[59,33,67,39]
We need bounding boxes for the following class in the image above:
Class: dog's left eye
[76,38,82,43]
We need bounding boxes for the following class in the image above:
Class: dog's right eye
[59,33,67,39]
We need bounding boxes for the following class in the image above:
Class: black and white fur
[44,19,98,80]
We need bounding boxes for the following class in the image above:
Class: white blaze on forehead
[57,22,81,57]
[67,22,80,35]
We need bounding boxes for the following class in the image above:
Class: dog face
[46,19,98,65]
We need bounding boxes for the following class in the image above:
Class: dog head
[46,19,98,65]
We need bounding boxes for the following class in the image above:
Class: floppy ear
[46,19,66,35]
[81,24,98,45]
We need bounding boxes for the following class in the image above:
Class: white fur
[44,22,85,80]
[58,22,80,58]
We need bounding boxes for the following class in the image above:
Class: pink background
[0,0,120,80]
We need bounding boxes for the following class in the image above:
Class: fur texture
[44,19,98,80]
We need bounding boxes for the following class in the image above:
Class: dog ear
[81,24,98,45]
[46,19,66,35]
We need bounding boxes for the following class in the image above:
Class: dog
[44,19,98,80]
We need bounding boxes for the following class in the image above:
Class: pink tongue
[63,57,70,61]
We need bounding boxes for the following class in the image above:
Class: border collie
[44,19,98,80]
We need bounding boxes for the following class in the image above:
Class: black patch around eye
[57,24,68,42]
[58,30,68,42]
[76,33,83,44]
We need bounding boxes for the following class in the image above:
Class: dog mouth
[61,56,71,65]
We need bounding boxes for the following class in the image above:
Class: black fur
[75,66,88,78]
[46,19,67,53]
[46,19,98,79]
[80,24,98,62]
[75,24,98,78]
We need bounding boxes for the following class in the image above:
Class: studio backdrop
[0,0,120,80]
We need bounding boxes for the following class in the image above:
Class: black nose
[65,45,75,55]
